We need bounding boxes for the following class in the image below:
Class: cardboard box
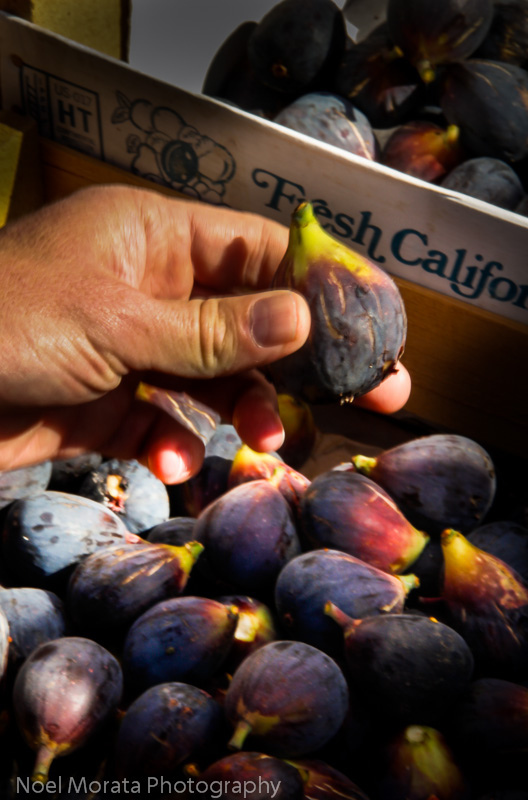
[1,11,527,457]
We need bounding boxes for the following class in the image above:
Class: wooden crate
[37,137,528,460]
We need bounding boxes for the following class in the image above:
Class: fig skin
[387,0,494,83]
[114,682,225,779]
[274,92,379,161]
[66,540,203,636]
[0,587,66,675]
[0,462,52,511]
[198,751,306,800]
[247,0,347,95]
[351,433,497,536]
[441,156,525,209]
[216,595,277,673]
[268,202,407,404]
[325,609,474,728]
[440,528,528,679]
[472,0,528,67]
[299,470,429,575]
[224,640,349,758]
[467,520,528,582]
[274,549,418,656]
[13,636,123,783]
[382,120,466,183]
[440,59,528,163]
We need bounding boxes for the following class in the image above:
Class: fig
[122,596,239,694]
[286,759,370,799]
[247,0,347,94]
[224,640,349,757]
[274,93,378,161]
[0,461,52,511]
[467,520,528,582]
[325,608,474,727]
[351,433,497,536]
[198,751,306,799]
[382,120,466,183]
[299,470,429,574]
[440,59,528,163]
[453,677,528,755]
[145,515,197,546]
[48,453,102,493]
[377,724,470,800]
[2,491,128,589]
[472,0,528,67]
[268,202,407,404]
[114,681,225,779]
[334,23,426,129]
[274,549,418,656]
[66,540,203,636]
[13,636,123,782]
[387,0,494,83]
[0,608,8,684]
[192,479,301,597]
[276,393,317,469]
[441,156,525,209]
[440,528,528,678]
[227,444,310,520]
[0,587,66,674]
[79,458,170,534]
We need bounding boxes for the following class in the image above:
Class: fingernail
[250,292,299,348]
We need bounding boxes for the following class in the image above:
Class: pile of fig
[202,0,528,215]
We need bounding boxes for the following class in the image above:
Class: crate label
[1,12,527,326]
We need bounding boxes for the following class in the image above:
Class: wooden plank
[38,139,528,456]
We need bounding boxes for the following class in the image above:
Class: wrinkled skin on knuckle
[197,298,238,376]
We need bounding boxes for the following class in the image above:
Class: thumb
[114,289,311,378]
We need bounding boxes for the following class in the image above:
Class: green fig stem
[324,601,356,632]
[184,540,204,563]
[351,454,377,476]
[398,573,420,595]
[228,719,253,751]
[32,745,56,783]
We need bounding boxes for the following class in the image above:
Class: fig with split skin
[13,636,123,783]
[268,202,407,404]
[440,528,528,678]
[286,759,370,799]
[351,433,497,536]
[224,640,349,758]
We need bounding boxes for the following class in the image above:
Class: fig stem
[228,719,253,750]
[324,601,355,631]
[398,573,420,595]
[351,454,377,475]
[32,744,56,783]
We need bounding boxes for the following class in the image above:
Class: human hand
[0,185,410,482]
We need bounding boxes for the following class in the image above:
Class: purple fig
[198,751,306,799]
[268,202,407,404]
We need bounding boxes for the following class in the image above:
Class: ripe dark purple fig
[299,470,429,574]
[0,608,8,684]
[0,587,66,674]
[198,751,306,799]
[2,491,129,589]
[145,516,197,546]
[268,202,407,404]
[441,528,528,678]
[325,608,474,727]
[441,156,525,209]
[66,540,203,635]
[0,462,52,511]
[224,640,349,757]
[351,433,497,536]
[79,458,170,534]
[13,636,123,782]
[49,453,102,493]
[274,93,379,161]
[377,725,470,800]
[286,759,370,799]
[473,0,528,67]
[122,596,239,694]
[247,0,347,94]
[387,0,494,83]
[334,23,426,129]
[440,59,528,163]
[193,479,301,596]
[114,682,224,779]
[275,549,418,656]
[228,444,310,520]
[382,120,466,183]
